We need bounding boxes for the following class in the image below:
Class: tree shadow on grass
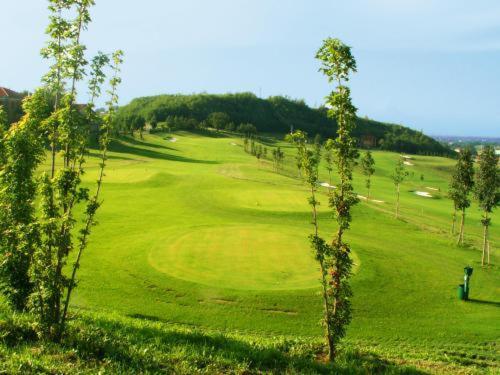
[468,299,500,308]
[87,151,135,161]
[58,314,427,374]
[258,136,280,146]
[189,129,230,138]
[117,135,174,150]
[107,139,219,164]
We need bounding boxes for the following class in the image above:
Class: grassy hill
[114,93,453,156]
[1,131,498,374]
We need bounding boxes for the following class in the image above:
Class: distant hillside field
[115,93,453,156]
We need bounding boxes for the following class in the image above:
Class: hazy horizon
[3,1,500,137]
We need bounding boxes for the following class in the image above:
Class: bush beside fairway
[1,131,498,373]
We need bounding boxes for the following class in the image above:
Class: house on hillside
[0,87,25,123]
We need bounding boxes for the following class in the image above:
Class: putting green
[149,225,332,290]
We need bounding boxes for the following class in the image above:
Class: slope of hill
[115,93,453,156]
[0,132,500,374]
[3,130,497,374]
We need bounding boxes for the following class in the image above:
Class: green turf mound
[149,225,326,290]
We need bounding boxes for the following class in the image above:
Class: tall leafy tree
[316,37,359,361]
[207,112,230,131]
[474,146,499,266]
[392,157,408,219]
[360,151,375,199]
[0,105,7,166]
[449,148,474,245]
[0,0,123,341]
[0,92,49,310]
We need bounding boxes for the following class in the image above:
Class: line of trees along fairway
[474,146,499,266]
[113,92,453,156]
[0,0,123,341]
[449,148,474,245]
[446,146,499,264]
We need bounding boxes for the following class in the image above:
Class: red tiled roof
[0,87,19,97]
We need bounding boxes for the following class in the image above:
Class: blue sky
[3,0,500,136]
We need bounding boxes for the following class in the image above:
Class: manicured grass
[1,131,498,373]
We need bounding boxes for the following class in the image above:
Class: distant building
[0,87,20,99]
[0,87,25,123]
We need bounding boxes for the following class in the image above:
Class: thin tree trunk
[451,209,457,235]
[457,208,465,245]
[481,212,490,266]
[311,185,334,361]
[481,212,488,266]
[487,239,490,266]
[395,183,400,219]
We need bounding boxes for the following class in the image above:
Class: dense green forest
[114,92,453,156]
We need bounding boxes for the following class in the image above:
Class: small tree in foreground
[316,37,359,361]
[449,148,474,245]
[474,146,499,266]
[287,131,335,359]
[360,151,375,199]
[392,157,408,219]
[0,0,123,341]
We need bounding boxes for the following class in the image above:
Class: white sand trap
[401,155,413,159]
[403,161,414,166]
[357,195,368,200]
[230,142,238,146]
[320,182,336,189]
[170,137,178,142]
[426,187,439,191]
[415,191,432,198]
[371,199,385,203]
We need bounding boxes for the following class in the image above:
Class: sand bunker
[426,187,439,191]
[403,161,414,166]
[415,191,432,198]
[358,195,385,203]
[230,142,238,146]
[401,155,413,159]
[170,137,178,142]
[320,182,336,189]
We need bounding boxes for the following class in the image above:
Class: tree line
[113,92,453,156]
[449,147,499,265]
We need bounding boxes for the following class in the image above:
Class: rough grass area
[2,310,496,374]
[1,131,498,374]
